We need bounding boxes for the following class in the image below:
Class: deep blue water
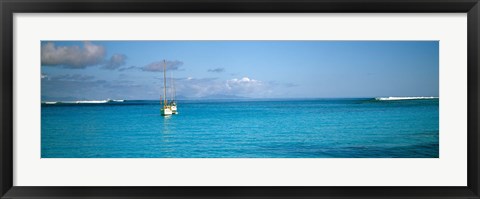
[41,98,439,158]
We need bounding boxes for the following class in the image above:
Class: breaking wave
[42,99,125,104]
[375,97,438,101]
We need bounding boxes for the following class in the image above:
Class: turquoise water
[41,98,439,158]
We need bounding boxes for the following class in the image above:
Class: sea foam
[75,100,109,104]
[375,97,438,101]
[42,99,125,104]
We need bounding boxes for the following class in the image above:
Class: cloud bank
[42,73,156,100]
[42,73,297,100]
[173,76,270,98]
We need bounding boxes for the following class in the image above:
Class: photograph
[41,40,439,158]
[3,0,477,198]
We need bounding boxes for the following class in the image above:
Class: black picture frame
[1,0,479,198]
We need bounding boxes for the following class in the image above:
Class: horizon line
[42,96,440,102]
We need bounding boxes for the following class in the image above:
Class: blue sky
[41,41,439,100]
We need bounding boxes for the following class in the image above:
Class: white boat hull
[161,107,173,116]
[171,105,178,114]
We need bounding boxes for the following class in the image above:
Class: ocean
[41,98,439,158]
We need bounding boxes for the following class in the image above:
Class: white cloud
[41,41,106,69]
[226,77,264,92]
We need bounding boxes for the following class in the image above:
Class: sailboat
[161,60,173,116]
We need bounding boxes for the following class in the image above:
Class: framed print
[1,0,479,198]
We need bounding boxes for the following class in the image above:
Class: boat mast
[170,69,174,102]
[173,75,176,102]
[163,60,167,106]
